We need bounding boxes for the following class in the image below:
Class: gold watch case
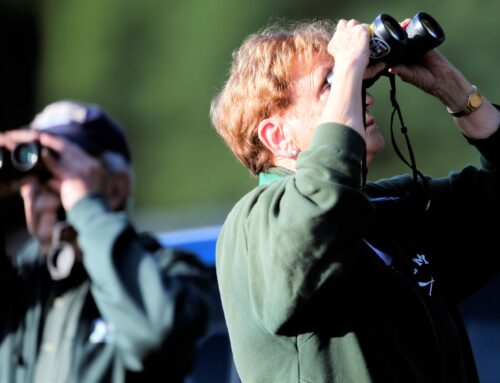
[465,86,483,113]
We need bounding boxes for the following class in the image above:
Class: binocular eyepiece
[0,141,51,181]
[369,11,445,66]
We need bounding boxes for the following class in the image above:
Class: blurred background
[2,0,499,231]
[1,0,499,381]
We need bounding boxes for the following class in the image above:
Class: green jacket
[0,195,212,383]
[216,122,500,382]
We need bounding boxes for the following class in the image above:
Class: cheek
[286,105,324,151]
[21,186,36,234]
[35,214,58,242]
[284,117,313,152]
[296,124,316,150]
[26,193,61,241]
[366,129,385,156]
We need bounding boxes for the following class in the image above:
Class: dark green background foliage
[3,0,499,229]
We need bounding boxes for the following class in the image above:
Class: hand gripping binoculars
[369,11,445,66]
[0,141,51,181]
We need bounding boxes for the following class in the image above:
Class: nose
[365,92,374,108]
[20,179,40,201]
[34,189,60,212]
[22,180,59,212]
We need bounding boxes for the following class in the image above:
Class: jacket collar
[258,167,294,185]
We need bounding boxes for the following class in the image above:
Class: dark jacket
[0,195,212,382]
[216,122,500,382]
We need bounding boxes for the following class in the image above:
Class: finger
[0,175,37,198]
[2,130,40,151]
[346,19,360,27]
[0,179,23,196]
[6,130,39,141]
[400,18,411,29]
[372,61,387,73]
[46,178,62,194]
[388,64,413,81]
[364,62,387,79]
[38,133,67,154]
[39,133,89,160]
[41,147,64,178]
[335,19,347,31]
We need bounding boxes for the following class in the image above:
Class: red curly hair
[210,20,334,175]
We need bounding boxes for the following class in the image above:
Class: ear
[258,117,296,159]
[105,173,130,211]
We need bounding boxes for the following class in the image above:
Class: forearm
[410,53,499,138]
[389,49,500,138]
[453,98,500,139]
[67,195,190,369]
[320,62,365,137]
[436,69,500,139]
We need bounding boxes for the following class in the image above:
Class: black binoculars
[327,12,445,87]
[0,141,51,181]
[369,11,445,66]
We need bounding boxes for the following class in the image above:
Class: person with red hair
[211,18,500,382]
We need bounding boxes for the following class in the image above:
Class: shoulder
[227,180,289,220]
[138,232,212,279]
[14,238,43,269]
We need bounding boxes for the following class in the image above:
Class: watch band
[448,109,469,118]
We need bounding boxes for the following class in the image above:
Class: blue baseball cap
[30,100,131,163]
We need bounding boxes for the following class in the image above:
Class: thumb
[41,147,63,179]
[365,62,387,80]
[388,65,414,82]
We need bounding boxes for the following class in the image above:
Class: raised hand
[39,134,107,210]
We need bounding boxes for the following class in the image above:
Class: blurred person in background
[210,17,500,382]
[0,100,212,382]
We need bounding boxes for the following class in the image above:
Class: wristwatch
[447,85,483,117]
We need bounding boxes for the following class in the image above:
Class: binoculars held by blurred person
[0,141,51,181]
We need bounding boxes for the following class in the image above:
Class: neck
[273,157,297,172]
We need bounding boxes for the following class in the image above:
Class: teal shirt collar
[258,167,294,185]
